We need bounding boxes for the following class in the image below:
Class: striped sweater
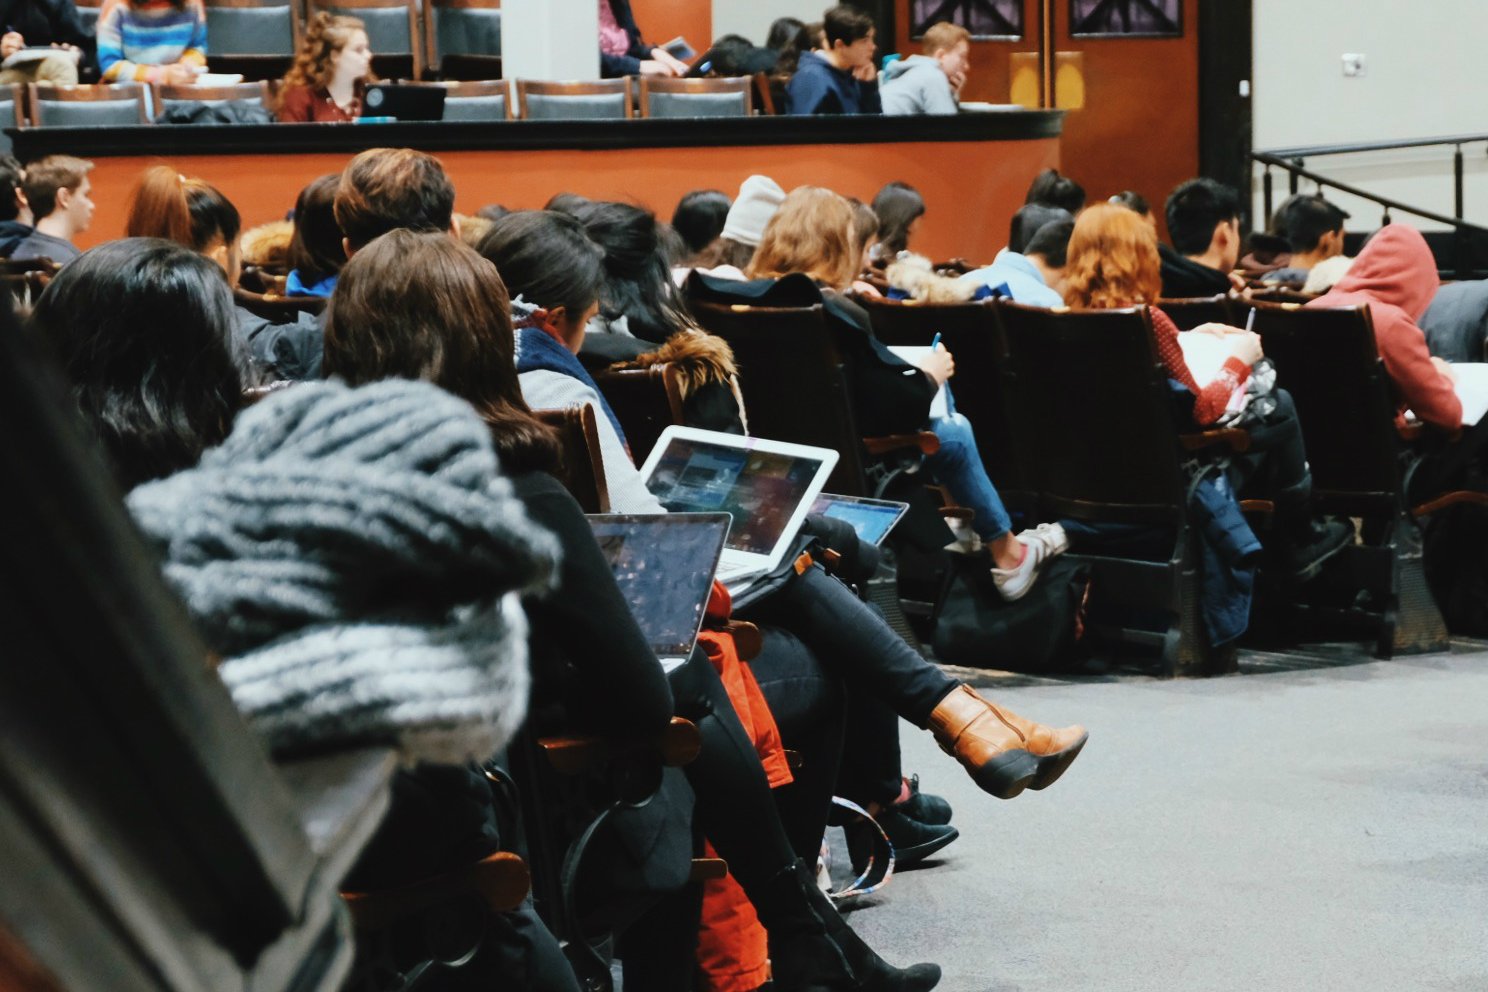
[97,0,207,82]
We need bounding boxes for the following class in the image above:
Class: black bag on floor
[931,555,1090,671]
[1423,502,1488,635]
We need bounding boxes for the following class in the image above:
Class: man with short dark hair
[1161,177,1244,298]
[785,4,882,115]
[333,147,457,255]
[11,153,92,264]
[0,154,33,256]
[1263,193,1351,287]
[880,20,969,115]
[958,216,1073,307]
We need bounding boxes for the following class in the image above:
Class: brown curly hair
[1062,203,1163,309]
[275,12,375,109]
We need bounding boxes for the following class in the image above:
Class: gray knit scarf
[127,379,560,764]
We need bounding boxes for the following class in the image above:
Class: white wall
[711,0,822,43]
[1252,0,1488,230]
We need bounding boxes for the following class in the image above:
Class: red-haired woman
[1063,203,1349,576]
[275,13,375,122]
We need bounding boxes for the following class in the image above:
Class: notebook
[810,493,910,547]
[639,426,839,594]
[362,84,446,122]
[588,512,732,673]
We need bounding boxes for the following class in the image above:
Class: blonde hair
[276,12,374,107]
[1062,203,1163,309]
[747,186,859,290]
[921,22,970,56]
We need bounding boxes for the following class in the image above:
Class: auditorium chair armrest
[1178,427,1251,453]
[341,850,531,929]
[863,431,941,457]
[1411,490,1488,518]
[689,858,728,882]
[538,716,702,776]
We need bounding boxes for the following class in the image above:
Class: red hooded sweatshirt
[1309,225,1461,429]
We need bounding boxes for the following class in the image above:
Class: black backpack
[932,555,1090,672]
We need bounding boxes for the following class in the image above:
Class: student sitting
[1065,204,1352,575]
[325,228,943,992]
[124,165,322,380]
[275,13,374,123]
[0,155,33,257]
[670,188,731,271]
[97,0,206,84]
[786,3,881,115]
[1310,225,1462,432]
[598,0,688,78]
[1424,278,1488,365]
[1006,202,1072,255]
[0,0,92,86]
[10,154,92,265]
[957,215,1074,307]
[880,21,969,116]
[1024,167,1085,215]
[688,174,785,280]
[284,174,343,297]
[335,146,456,253]
[1264,193,1351,288]
[870,180,924,262]
[1160,178,1245,298]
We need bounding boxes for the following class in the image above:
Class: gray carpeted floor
[839,642,1488,992]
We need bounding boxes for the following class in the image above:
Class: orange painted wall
[79,137,1059,263]
[627,0,713,53]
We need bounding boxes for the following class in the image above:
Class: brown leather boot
[926,685,1039,799]
[991,705,1089,791]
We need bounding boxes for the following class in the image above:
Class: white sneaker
[990,522,1069,601]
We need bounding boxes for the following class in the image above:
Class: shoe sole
[969,749,1040,799]
[888,826,961,870]
[1029,731,1089,791]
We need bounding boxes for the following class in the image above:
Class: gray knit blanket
[127,379,560,764]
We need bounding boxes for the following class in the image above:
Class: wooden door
[897,0,1201,238]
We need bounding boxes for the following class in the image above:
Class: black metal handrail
[1252,134,1488,279]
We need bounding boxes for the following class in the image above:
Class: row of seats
[71,0,501,81]
[0,76,759,129]
[666,290,1476,673]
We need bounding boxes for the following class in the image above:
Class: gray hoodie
[880,54,959,116]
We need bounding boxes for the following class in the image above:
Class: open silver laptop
[588,512,732,673]
[810,493,911,547]
[638,426,839,594]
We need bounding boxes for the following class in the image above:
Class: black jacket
[598,0,649,78]
[0,219,33,257]
[685,271,936,437]
[785,50,882,115]
[1159,243,1233,299]
[0,0,93,53]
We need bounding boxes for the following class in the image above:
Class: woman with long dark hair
[285,174,346,297]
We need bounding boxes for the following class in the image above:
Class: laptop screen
[588,513,731,660]
[645,437,828,555]
[810,494,908,546]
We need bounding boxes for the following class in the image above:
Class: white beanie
[721,175,786,248]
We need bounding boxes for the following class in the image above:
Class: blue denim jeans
[927,410,1013,541]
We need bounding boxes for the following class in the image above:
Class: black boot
[757,861,941,992]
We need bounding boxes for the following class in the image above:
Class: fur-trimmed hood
[885,253,978,303]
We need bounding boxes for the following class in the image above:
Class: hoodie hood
[882,54,937,82]
[1324,224,1438,320]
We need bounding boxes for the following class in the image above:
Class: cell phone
[662,36,696,62]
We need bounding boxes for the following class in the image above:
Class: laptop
[810,493,910,547]
[588,512,732,673]
[362,84,446,122]
[639,426,839,593]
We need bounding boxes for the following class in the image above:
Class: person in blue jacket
[786,4,881,115]
[597,0,688,78]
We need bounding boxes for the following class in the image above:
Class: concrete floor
[840,643,1488,992]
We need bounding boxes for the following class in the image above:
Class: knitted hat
[127,379,559,764]
[721,175,786,248]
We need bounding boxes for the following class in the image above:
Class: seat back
[203,0,298,55]
[424,79,508,120]
[0,84,23,152]
[639,76,751,118]
[592,364,686,465]
[1247,301,1403,509]
[428,0,501,77]
[1156,295,1238,331]
[688,300,870,494]
[309,0,421,79]
[855,295,1029,503]
[29,83,149,125]
[534,404,610,513]
[156,80,271,113]
[516,79,631,120]
[73,0,103,32]
[996,300,1187,521]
